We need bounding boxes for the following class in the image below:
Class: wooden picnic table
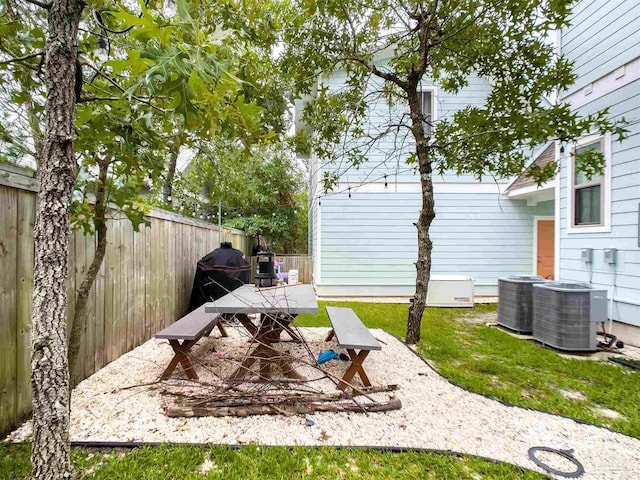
[203,284,318,382]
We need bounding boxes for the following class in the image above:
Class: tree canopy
[281,0,626,341]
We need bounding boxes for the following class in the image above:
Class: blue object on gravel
[317,350,339,364]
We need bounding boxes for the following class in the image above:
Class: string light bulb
[96,35,109,62]
[163,0,177,17]
[384,174,388,188]
[348,187,351,198]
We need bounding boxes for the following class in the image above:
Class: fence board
[0,186,18,435]
[122,221,134,353]
[94,243,106,371]
[104,220,117,364]
[15,191,34,425]
[84,233,96,378]
[0,164,255,436]
[73,229,86,382]
[133,225,145,347]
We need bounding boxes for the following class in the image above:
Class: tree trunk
[405,88,436,344]
[30,1,83,478]
[68,157,110,378]
[162,144,179,204]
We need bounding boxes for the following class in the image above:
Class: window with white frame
[420,90,433,135]
[572,139,604,227]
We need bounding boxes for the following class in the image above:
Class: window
[566,133,611,234]
[420,90,433,135]
[573,141,604,226]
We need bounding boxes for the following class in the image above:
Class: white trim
[332,181,507,195]
[533,216,555,278]
[505,179,555,199]
[559,55,640,108]
[554,142,561,280]
[566,132,612,234]
[417,85,438,133]
[503,140,555,191]
[316,283,499,298]
[316,186,322,285]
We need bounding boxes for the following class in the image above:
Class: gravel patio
[6,323,640,479]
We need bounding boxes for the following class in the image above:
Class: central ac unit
[498,276,546,333]
[532,282,608,352]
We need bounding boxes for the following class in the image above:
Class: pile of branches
[162,384,401,418]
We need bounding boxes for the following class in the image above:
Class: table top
[203,284,318,315]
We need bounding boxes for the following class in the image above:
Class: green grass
[297,301,640,438]
[0,443,544,480]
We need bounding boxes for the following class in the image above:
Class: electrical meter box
[581,248,593,264]
[604,248,617,265]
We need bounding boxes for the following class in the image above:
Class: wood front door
[536,219,555,280]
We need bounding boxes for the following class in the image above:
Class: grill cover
[188,243,250,312]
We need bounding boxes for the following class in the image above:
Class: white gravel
[6,325,640,479]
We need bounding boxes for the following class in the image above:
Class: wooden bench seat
[155,306,226,380]
[325,306,381,390]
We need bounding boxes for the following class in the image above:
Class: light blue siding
[319,69,498,185]
[558,79,640,326]
[315,61,557,296]
[561,0,640,94]
[319,189,553,294]
[308,155,320,281]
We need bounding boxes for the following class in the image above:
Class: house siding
[308,154,320,282]
[321,71,518,185]
[318,189,553,296]
[558,79,640,327]
[313,62,556,297]
[560,0,640,95]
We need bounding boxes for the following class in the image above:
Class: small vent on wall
[583,83,593,95]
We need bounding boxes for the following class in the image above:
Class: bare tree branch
[346,54,409,90]
[0,51,44,66]
[21,0,51,9]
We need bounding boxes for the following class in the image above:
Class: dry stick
[165,398,402,418]
[253,282,303,292]
[173,384,400,409]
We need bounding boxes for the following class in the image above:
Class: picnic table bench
[325,306,381,390]
[155,305,227,380]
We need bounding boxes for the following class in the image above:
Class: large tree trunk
[30,1,83,478]
[68,157,110,378]
[405,88,436,344]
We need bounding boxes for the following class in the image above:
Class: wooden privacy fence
[0,164,253,436]
[249,255,312,284]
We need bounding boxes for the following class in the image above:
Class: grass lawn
[296,301,640,438]
[0,443,544,479]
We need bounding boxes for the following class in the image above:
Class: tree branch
[82,62,167,112]
[0,51,44,66]
[77,95,121,103]
[22,0,51,9]
[345,54,409,90]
